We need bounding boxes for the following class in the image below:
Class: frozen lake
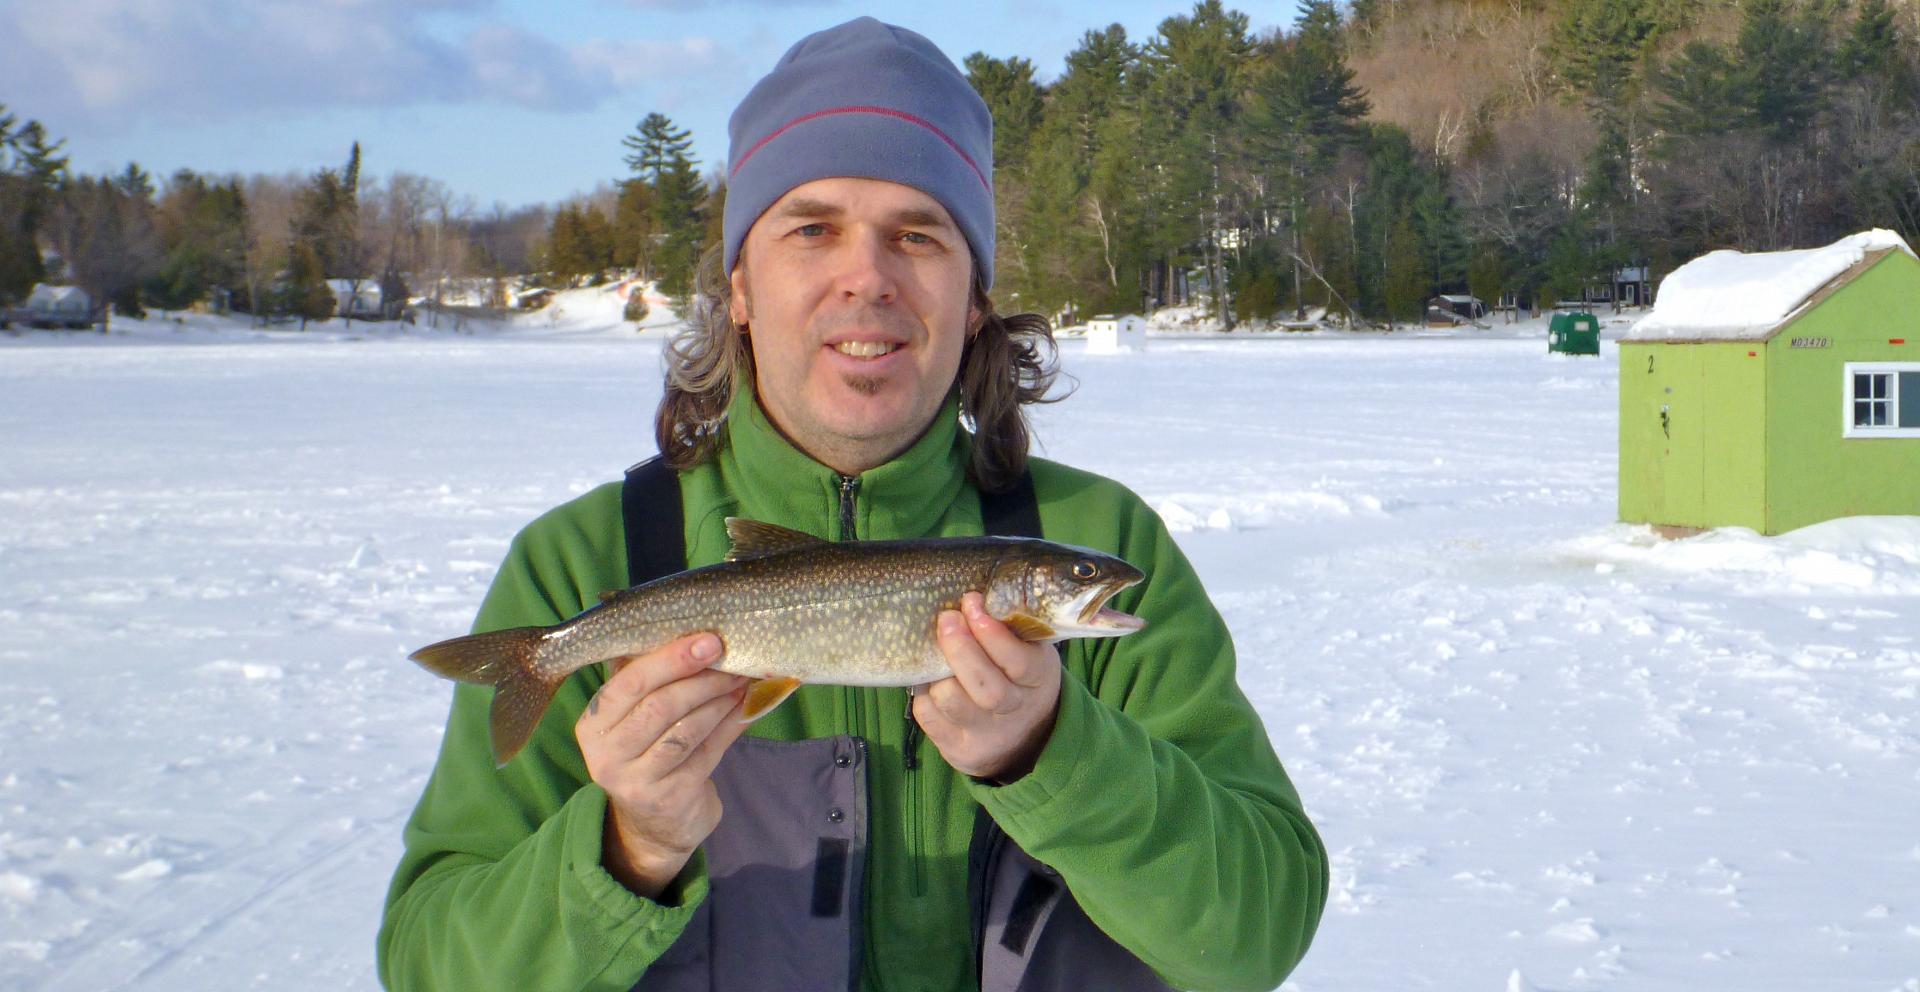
[2,325,1916,991]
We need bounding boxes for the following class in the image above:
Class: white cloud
[0,0,725,128]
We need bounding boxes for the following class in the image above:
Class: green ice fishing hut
[1619,230,1920,535]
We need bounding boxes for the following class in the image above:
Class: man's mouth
[833,340,901,359]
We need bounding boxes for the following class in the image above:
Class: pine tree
[964,54,1045,173]
[1382,214,1425,329]
[1141,0,1256,322]
[612,179,654,273]
[623,114,694,187]
[286,241,334,329]
[622,112,705,301]
[0,113,67,301]
[1838,0,1899,82]
[1553,0,1662,110]
[1302,202,1358,321]
[1651,40,1747,139]
[1467,243,1509,321]
[1738,0,1831,143]
[966,53,1046,297]
[585,205,615,282]
[292,145,368,319]
[651,155,706,300]
[1242,0,1368,318]
[1542,218,1593,307]
[1021,24,1142,315]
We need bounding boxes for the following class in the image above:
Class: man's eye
[900,231,935,246]
[795,223,827,237]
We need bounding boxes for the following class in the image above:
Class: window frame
[1842,362,1920,439]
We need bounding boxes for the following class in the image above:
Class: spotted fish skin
[409,518,1146,765]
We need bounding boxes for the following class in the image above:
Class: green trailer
[1619,234,1920,535]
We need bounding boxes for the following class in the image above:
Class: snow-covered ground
[2,307,1916,992]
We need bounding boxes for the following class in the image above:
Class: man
[379,17,1326,992]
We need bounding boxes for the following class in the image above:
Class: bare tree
[242,173,301,325]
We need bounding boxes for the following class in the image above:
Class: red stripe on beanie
[731,105,991,192]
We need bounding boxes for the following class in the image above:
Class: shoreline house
[1618,230,1920,536]
[326,279,405,321]
[17,284,102,329]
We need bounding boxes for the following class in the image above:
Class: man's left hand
[915,591,1062,782]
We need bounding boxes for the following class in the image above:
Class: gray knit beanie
[723,17,996,288]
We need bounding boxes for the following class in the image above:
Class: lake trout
[410,517,1147,765]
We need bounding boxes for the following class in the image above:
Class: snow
[1628,229,1916,342]
[3,316,1918,991]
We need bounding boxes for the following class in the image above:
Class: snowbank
[1628,229,1915,341]
[1560,516,1920,594]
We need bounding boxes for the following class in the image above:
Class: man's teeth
[835,341,899,358]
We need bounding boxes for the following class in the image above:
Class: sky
[1,0,1309,211]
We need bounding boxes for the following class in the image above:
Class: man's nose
[833,230,898,304]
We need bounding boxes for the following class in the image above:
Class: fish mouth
[1071,580,1146,635]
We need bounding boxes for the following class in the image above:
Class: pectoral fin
[740,676,804,721]
[1004,614,1058,642]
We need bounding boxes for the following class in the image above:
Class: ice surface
[1628,229,1915,341]
[2,308,1917,991]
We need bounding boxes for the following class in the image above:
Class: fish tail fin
[409,627,559,766]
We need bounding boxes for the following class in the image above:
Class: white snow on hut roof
[1628,229,1915,341]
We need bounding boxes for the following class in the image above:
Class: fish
[409,517,1148,765]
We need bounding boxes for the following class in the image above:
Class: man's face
[730,177,979,476]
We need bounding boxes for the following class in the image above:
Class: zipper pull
[903,693,922,771]
[837,474,860,542]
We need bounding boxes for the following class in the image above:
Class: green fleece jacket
[378,389,1327,992]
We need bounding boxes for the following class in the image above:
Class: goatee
[841,373,887,397]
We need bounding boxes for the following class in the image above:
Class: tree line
[5,0,1918,330]
[961,0,1920,327]
[0,115,565,327]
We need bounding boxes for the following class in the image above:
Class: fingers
[577,632,748,783]
[580,633,726,733]
[960,594,1052,688]
[936,609,1017,716]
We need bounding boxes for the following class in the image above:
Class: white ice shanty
[1086,313,1147,354]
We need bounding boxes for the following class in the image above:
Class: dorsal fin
[597,590,621,605]
[725,517,827,561]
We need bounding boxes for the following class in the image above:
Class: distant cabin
[327,279,388,320]
[1426,294,1486,326]
[1562,267,1652,311]
[514,288,556,311]
[1085,313,1146,354]
[21,284,100,329]
[1619,230,1920,536]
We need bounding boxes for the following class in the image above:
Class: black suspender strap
[978,470,1043,540]
[622,455,688,588]
[623,458,1041,588]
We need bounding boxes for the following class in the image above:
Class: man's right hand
[575,632,749,900]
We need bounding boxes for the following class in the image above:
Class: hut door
[1659,347,1707,527]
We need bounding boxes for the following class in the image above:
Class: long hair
[655,244,1067,492]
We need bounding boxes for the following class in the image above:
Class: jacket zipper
[840,472,928,897]
[837,474,860,542]
[904,692,925,896]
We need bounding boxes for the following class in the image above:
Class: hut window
[1844,363,1920,438]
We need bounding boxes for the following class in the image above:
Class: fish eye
[1072,561,1099,580]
